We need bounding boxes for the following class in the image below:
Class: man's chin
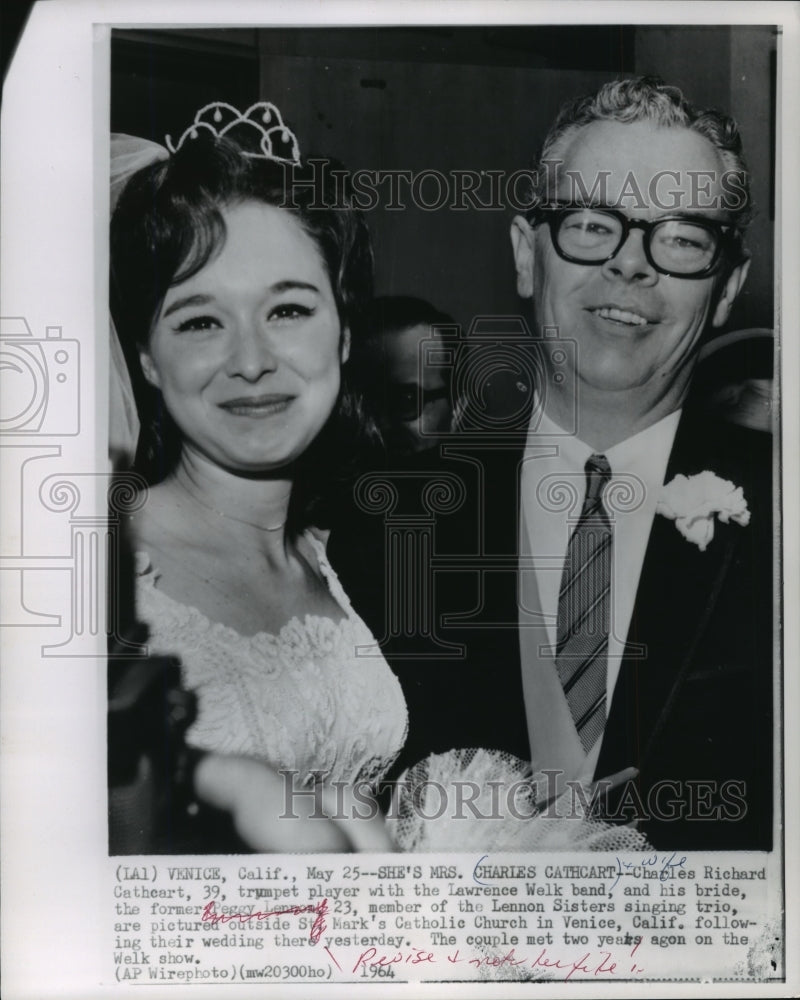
[577,368,651,395]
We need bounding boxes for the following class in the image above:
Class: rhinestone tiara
[165,101,301,165]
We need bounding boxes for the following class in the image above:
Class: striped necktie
[556,453,613,753]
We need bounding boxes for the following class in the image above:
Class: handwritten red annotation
[200,898,645,979]
[342,936,645,979]
[201,899,328,945]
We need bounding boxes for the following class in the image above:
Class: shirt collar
[527,396,681,487]
[605,409,681,490]
[526,401,592,469]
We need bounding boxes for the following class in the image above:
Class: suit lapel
[596,407,743,780]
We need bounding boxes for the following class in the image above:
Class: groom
[505,76,773,851]
[332,77,773,850]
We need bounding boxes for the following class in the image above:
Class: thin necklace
[176,478,287,533]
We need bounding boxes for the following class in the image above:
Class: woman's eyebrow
[162,281,321,319]
[162,293,214,318]
[271,280,320,294]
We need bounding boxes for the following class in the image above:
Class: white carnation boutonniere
[656,471,751,552]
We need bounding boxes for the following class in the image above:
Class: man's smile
[588,305,654,328]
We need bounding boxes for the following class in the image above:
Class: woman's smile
[217,393,295,418]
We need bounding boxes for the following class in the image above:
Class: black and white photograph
[1,2,798,997]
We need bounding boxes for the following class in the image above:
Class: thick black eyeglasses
[528,206,742,279]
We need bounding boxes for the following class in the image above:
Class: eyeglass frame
[526,204,745,280]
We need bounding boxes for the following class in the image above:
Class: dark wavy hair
[110,133,378,527]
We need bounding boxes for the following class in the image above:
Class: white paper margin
[1,2,798,998]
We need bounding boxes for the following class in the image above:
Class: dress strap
[303,530,357,618]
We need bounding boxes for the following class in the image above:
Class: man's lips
[218,394,294,416]
[588,305,656,328]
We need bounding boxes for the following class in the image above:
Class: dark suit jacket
[594,405,774,850]
[329,440,532,778]
[328,403,775,850]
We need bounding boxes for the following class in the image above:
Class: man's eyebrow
[653,209,733,222]
[161,281,321,318]
[549,201,732,221]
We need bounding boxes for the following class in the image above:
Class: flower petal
[658,470,750,550]
[676,513,714,551]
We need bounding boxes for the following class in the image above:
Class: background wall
[111,24,777,340]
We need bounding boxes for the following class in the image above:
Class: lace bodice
[135,532,408,788]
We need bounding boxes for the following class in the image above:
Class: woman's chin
[223,455,297,478]
[183,445,298,478]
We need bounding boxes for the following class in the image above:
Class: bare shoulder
[125,481,229,612]
[127,481,202,562]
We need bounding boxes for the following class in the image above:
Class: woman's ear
[139,350,161,389]
[340,326,351,364]
[510,215,536,299]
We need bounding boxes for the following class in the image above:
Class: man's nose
[226,321,278,380]
[601,228,658,284]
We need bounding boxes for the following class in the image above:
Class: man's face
[513,120,748,414]
[380,324,452,453]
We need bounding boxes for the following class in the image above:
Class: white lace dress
[135,532,408,790]
[135,534,649,852]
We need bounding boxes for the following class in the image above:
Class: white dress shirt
[520,404,680,777]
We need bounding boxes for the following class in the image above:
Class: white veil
[108,134,169,467]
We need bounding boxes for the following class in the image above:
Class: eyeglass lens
[557,209,719,274]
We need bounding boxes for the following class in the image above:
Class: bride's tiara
[165,101,302,165]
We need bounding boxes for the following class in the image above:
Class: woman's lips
[218,394,294,417]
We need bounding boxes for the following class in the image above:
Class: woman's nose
[601,228,658,285]
[226,322,278,380]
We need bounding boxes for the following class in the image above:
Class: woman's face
[141,200,348,475]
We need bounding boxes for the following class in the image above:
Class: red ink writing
[352,946,435,973]
[201,897,328,944]
[630,934,644,973]
[331,943,644,979]
[324,946,343,972]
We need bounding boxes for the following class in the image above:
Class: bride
[110,104,406,852]
[109,102,648,855]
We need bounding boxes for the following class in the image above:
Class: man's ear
[711,256,751,328]
[139,350,161,389]
[510,215,536,299]
[340,326,351,364]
